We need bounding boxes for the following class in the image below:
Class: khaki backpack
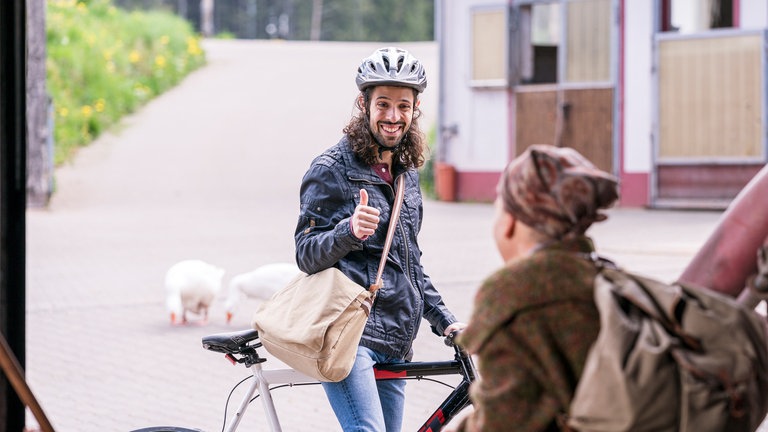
[566,254,768,432]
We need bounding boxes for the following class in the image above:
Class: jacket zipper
[350,174,414,280]
[349,174,400,266]
[393,175,421,353]
[353,172,421,356]
[398,223,413,286]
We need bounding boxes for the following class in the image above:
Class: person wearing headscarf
[448,144,620,431]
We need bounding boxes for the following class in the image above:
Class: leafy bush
[420,125,437,199]
[46,0,206,164]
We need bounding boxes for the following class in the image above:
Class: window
[470,7,509,87]
[518,0,612,86]
[528,2,560,84]
[664,0,734,33]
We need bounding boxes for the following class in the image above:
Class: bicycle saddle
[202,328,260,354]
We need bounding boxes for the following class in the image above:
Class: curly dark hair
[343,87,427,169]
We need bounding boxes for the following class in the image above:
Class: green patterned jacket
[456,236,601,431]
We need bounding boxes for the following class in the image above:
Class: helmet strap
[367,120,406,159]
[375,141,397,158]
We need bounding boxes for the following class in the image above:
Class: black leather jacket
[294,137,457,360]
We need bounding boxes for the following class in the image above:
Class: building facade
[436,0,768,208]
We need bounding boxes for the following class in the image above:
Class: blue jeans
[322,345,407,432]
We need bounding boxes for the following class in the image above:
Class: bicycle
[132,328,477,432]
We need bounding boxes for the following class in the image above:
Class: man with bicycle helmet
[294,47,465,432]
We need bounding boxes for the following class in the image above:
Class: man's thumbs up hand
[351,189,380,240]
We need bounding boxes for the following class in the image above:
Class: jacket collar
[338,136,407,183]
[457,235,598,355]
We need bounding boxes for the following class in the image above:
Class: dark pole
[0,0,28,429]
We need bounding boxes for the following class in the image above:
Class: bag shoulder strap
[579,252,702,351]
[370,175,406,293]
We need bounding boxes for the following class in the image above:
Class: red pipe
[678,164,768,297]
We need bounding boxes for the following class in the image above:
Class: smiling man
[293,47,465,432]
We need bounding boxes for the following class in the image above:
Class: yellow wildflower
[134,83,150,98]
[58,107,69,117]
[186,37,202,56]
[155,55,167,68]
[94,99,106,113]
[81,105,93,118]
[76,2,86,12]
[128,50,141,64]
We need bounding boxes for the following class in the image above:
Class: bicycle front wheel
[131,427,204,432]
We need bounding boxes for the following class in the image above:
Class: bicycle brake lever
[444,330,462,347]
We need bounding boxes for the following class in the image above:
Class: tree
[318,0,433,42]
[112,0,435,42]
[310,0,322,41]
[200,0,214,36]
[27,0,52,207]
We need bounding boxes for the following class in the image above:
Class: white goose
[165,259,225,325]
[225,262,302,324]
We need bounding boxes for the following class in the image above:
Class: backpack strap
[576,251,618,270]
[577,251,703,352]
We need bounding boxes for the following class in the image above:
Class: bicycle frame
[201,329,476,432]
[374,342,475,432]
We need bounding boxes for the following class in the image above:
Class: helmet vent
[355,47,427,93]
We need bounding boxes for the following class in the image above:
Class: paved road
[25,40,726,431]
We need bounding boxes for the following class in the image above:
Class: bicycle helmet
[355,47,427,93]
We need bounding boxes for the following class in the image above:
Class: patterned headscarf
[499,144,619,239]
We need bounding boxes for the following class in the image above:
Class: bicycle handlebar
[444,330,462,348]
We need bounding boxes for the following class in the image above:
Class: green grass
[46,0,206,165]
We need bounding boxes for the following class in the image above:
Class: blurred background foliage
[44,0,435,169]
[113,0,435,42]
[46,0,206,165]
[46,0,435,166]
